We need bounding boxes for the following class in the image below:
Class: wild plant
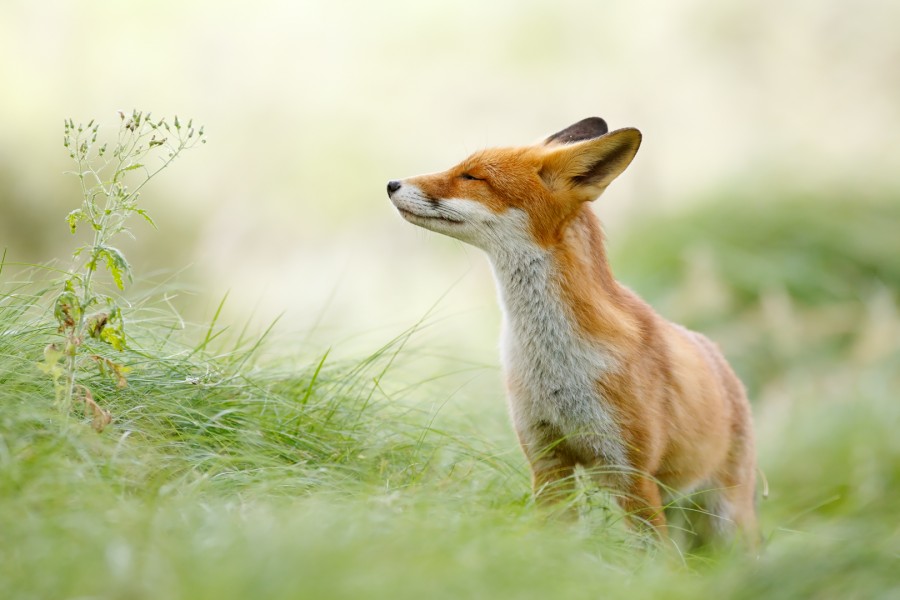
[39,110,204,430]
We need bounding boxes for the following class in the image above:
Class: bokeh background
[3,0,898,344]
[2,0,900,593]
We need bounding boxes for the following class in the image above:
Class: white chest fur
[488,240,628,469]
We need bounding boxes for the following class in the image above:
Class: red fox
[387,117,757,546]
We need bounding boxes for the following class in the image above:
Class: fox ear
[543,117,609,145]
[540,127,641,199]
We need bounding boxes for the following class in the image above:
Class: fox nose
[387,180,402,197]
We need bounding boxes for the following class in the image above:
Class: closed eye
[459,173,484,181]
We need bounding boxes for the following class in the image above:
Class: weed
[41,110,204,428]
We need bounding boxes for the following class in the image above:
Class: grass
[2,190,900,599]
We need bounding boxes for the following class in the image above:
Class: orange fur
[388,118,757,547]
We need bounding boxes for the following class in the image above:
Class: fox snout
[386,180,401,197]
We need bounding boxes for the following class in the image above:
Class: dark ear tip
[544,117,610,145]
[582,116,608,131]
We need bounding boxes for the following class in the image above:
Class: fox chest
[500,313,616,432]
[494,261,626,465]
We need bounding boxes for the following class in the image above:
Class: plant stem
[56,112,203,415]
[61,127,120,411]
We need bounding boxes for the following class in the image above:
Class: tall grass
[2,189,899,598]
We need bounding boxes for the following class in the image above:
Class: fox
[386,117,757,546]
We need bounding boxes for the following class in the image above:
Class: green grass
[3,191,900,599]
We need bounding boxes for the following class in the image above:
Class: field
[3,186,898,599]
[2,1,898,597]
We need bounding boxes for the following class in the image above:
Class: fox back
[387,117,757,547]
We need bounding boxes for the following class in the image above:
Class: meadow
[2,0,898,596]
[2,175,898,598]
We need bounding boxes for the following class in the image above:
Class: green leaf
[100,323,127,351]
[136,209,157,229]
[86,313,109,339]
[37,343,65,381]
[54,290,80,330]
[66,209,84,234]
[122,163,144,172]
[96,245,132,290]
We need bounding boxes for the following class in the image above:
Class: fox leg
[516,426,578,506]
[529,454,578,504]
[687,436,758,549]
[617,476,668,537]
[708,425,759,548]
[703,475,758,549]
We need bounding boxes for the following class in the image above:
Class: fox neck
[487,206,631,347]
[487,205,631,466]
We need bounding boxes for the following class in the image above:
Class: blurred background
[1,0,898,382]
[3,2,900,575]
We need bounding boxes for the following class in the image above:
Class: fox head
[387,117,641,252]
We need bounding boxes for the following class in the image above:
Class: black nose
[387,180,401,197]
